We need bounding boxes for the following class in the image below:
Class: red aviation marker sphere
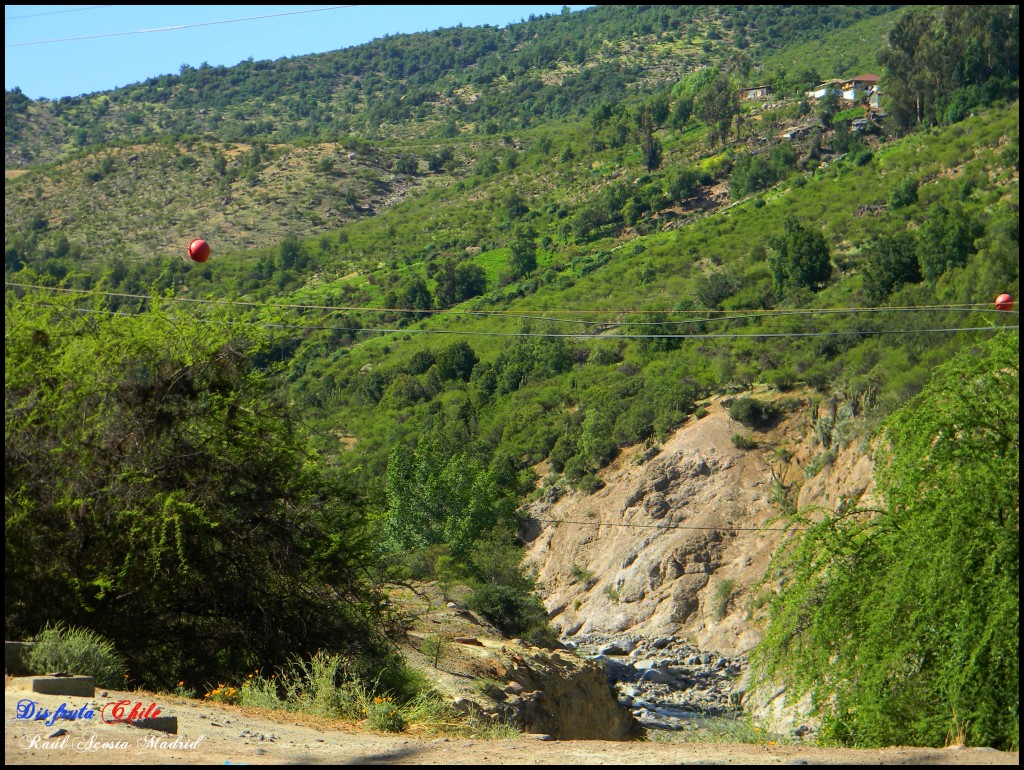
[994,293,1014,311]
[187,239,211,263]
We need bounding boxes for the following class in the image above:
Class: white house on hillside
[806,80,842,100]
[841,74,880,102]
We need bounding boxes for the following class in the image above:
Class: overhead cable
[6,5,357,47]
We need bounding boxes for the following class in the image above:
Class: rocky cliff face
[492,643,643,740]
[397,587,642,741]
[522,390,877,729]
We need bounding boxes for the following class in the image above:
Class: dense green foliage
[383,439,517,562]
[4,5,1020,741]
[881,5,1019,131]
[27,623,127,687]
[5,289,393,688]
[753,333,1019,750]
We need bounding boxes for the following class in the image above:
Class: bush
[570,564,598,589]
[764,368,797,392]
[27,623,126,687]
[732,433,758,450]
[365,696,407,732]
[5,292,390,690]
[466,529,558,646]
[729,397,781,429]
[887,177,919,209]
[753,333,1019,749]
[710,579,736,621]
[575,473,606,494]
[852,149,874,166]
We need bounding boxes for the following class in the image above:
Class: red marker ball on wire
[187,239,211,263]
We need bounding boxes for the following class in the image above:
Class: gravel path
[6,684,1019,765]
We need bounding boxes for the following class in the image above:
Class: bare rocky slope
[521,387,878,730]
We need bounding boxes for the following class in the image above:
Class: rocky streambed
[563,633,751,733]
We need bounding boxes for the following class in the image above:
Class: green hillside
[5,3,1019,750]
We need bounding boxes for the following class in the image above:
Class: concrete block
[9,675,95,697]
[130,715,178,734]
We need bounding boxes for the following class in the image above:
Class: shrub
[729,397,781,429]
[852,149,874,166]
[764,368,797,392]
[887,177,919,209]
[466,529,558,646]
[732,432,758,450]
[804,448,837,477]
[239,673,281,710]
[753,333,1018,749]
[365,696,407,733]
[269,651,354,718]
[5,292,390,690]
[710,579,736,621]
[575,473,606,494]
[570,564,598,589]
[27,623,126,687]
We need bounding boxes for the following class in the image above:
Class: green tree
[400,276,434,314]
[669,94,693,129]
[887,177,919,210]
[694,270,739,309]
[752,332,1019,749]
[277,234,305,270]
[916,203,982,282]
[4,291,388,689]
[862,231,922,303]
[881,5,1020,132]
[435,341,478,382]
[768,216,832,295]
[454,261,488,302]
[638,105,663,172]
[502,190,529,222]
[816,90,841,130]
[693,69,739,147]
[508,224,538,279]
[383,440,517,563]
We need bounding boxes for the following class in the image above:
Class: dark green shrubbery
[5,291,391,690]
[753,333,1018,750]
[465,529,560,648]
[731,432,758,450]
[27,624,126,687]
[728,396,781,429]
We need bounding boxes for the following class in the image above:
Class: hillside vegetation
[5,3,1019,751]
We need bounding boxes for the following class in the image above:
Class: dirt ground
[5,683,1019,765]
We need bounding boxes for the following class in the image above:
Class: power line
[6,5,357,47]
[10,297,1016,341]
[530,517,810,532]
[6,282,1016,324]
[5,6,112,22]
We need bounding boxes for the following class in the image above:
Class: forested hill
[6,5,898,166]
[4,3,1019,753]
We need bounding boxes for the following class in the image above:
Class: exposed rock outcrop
[397,594,641,741]
[523,390,878,731]
[494,642,643,740]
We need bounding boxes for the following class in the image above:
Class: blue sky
[5,4,592,100]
